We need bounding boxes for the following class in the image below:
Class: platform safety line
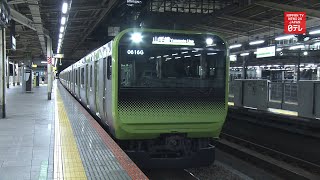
[54,87,87,180]
[76,102,149,180]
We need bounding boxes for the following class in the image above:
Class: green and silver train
[60,29,229,168]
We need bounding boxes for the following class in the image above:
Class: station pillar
[6,57,9,88]
[47,37,53,100]
[0,28,6,118]
[17,65,20,85]
[317,67,320,80]
[12,62,15,86]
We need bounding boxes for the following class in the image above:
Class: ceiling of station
[6,0,320,69]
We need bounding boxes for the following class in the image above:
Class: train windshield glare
[119,47,226,88]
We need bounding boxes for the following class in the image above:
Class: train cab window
[107,56,112,80]
[81,68,84,85]
[90,65,93,88]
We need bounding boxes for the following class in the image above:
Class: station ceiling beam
[255,1,320,18]
[70,0,118,57]
[218,15,283,29]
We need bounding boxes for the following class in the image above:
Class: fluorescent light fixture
[207,53,217,55]
[172,53,178,56]
[253,51,257,54]
[206,38,213,45]
[163,55,169,57]
[41,61,47,64]
[181,51,188,54]
[184,55,191,58]
[276,48,282,51]
[275,35,295,41]
[150,57,154,59]
[175,57,181,59]
[165,58,172,61]
[192,50,197,52]
[60,26,64,33]
[303,51,308,56]
[156,56,161,58]
[131,33,143,43]
[240,52,249,56]
[289,45,304,50]
[59,33,63,39]
[314,42,320,46]
[309,29,320,35]
[61,17,66,25]
[249,40,265,45]
[229,44,242,49]
[62,2,68,14]
[195,54,201,57]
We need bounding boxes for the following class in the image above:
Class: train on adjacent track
[59,28,229,168]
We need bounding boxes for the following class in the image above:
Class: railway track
[216,132,320,180]
[144,169,199,180]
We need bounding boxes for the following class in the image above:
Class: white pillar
[256,67,262,79]
[47,37,52,100]
[0,28,6,118]
[317,67,320,80]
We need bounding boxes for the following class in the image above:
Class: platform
[0,82,147,180]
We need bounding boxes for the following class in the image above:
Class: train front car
[112,29,228,168]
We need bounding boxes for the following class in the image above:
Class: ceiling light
[207,53,217,55]
[276,48,282,51]
[62,2,68,14]
[289,45,304,50]
[181,51,188,54]
[172,53,178,56]
[59,33,63,39]
[309,29,320,35]
[41,61,47,64]
[240,52,249,56]
[206,38,213,45]
[61,17,66,25]
[249,40,265,45]
[60,26,64,33]
[184,55,191,58]
[275,35,295,41]
[194,54,201,56]
[229,44,242,49]
[303,51,308,56]
[131,32,143,43]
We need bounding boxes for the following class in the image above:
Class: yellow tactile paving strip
[54,87,87,180]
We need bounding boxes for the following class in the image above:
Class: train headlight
[206,38,213,45]
[131,33,143,43]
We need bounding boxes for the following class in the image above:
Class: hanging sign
[256,46,275,58]
[284,12,306,34]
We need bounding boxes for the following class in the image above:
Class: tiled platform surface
[0,84,55,180]
[0,82,147,180]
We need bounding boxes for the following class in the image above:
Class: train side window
[90,65,93,88]
[81,68,84,85]
[75,70,78,85]
[107,56,112,80]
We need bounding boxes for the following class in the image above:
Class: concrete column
[17,65,20,85]
[317,67,320,80]
[47,37,52,100]
[0,28,6,118]
[6,57,9,88]
[12,62,15,86]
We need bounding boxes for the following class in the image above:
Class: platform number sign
[284,12,306,34]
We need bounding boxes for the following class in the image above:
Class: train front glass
[118,31,227,99]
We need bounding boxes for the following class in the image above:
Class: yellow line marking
[54,84,87,180]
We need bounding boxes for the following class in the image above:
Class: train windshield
[118,33,227,88]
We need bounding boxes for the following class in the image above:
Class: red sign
[47,56,52,64]
[284,12,306,34]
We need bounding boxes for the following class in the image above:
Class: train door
[105,56,113,127]
[85,64,89,106]
[96,58,107,122]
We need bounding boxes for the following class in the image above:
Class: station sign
[11,36,16,51]
[152,36,195,46]
[256,46,275,58]
[284,12,306,34]
[53,54,64,58]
